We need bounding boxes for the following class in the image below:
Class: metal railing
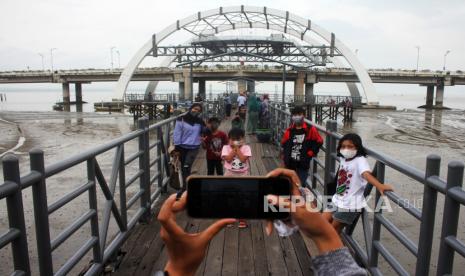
[0,114,179,276]
[269,103,465,275]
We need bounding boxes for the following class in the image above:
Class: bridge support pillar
[246,80,255,93]
[178,82,185,101]
[237,79,247,93]
[305,83,314,103]
[294,71,305,102]
[75,83,82,103]
[198,79,206,100]
[435,85,444,108]
[425,85,434,108]
[62,83,70,111]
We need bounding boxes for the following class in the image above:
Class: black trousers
[178,147,199,188]
[207,159,224,175]
[225,104,232,116]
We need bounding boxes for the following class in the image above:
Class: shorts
[332,208,362,225]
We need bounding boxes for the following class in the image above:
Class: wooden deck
[112,120,314,276]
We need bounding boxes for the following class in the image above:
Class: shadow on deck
[111,120,314,276]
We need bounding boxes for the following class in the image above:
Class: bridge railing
[0,115,179,276]
[269,103,465,275]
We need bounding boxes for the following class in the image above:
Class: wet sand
[1,108,464,275]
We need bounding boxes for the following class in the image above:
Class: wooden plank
[280,235,304,276]
[250,221,268,276]
[262,223,288,275]
[195,219,214,276]
[203,227,226,276]
[238,224,255,275]
[290,233,314,275]
[221,224,239,276]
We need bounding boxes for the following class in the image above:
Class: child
[281,106,323,186]
[221,128,251,176]
[231,105,247,131]
[221,127,252,228]
[323,133,393,233]
[202,117,228,175]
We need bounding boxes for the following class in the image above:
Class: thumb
[201,219,237,241]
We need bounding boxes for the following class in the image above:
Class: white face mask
[340,149,357,159]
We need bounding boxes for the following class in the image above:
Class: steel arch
[114,5,379,104]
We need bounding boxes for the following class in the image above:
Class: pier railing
[269,103,465,275]
[0,115,179,276]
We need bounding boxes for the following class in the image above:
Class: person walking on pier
[202,117,228,175]
[246,94,260,134]
[324,133,393,233]
[237,91,247,107]
[224,93,232,118]
[281,106,323,185]
[173,103,206,189]
[231,105,247,131]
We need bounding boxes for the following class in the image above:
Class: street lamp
[443,50,451,71]
[116,50,121,68]
[38,53,45,71]
[415,46,420,71]
[355,49,359,56]
[110,46,116,69]
[50,48,57,72]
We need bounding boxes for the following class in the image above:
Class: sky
[0,0,464,100]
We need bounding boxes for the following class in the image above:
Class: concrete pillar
[184,78,192,101]
[305,83,314,103]
[425,85,434,108]
[75,83,82,103]
[237,79,247,93]
[62,83,70,104]
[294,71,305,102]
[198,79,206,100]
[435,85,444,108]
[246,80,255,93]
[178,82,185,100]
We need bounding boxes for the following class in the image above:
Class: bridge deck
[112,120,314,276]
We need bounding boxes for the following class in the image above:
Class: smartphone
[187,176,291,219]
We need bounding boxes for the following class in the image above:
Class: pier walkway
[1,102,464,276]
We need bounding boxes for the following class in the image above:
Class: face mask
[190,111,201,117]
[340,149,357,159]
[292,115,304,124]
[210,123,219,130]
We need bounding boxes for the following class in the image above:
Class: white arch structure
[115,5,379,105]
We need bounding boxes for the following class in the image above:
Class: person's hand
[378,183,394,195]
[158,193,236,276]
[265,168,344,254]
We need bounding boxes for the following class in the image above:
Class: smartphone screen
[187,176,291,219]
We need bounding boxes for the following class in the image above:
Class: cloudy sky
[1,0,464,71]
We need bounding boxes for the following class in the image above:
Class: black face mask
[190,111,201,117]
[210,123,219,131]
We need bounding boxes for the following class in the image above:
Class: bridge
[1,102,464,275]
[1,66,463,109]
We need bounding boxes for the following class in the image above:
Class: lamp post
[443,50,451,71]
[415,46,420,71]
[38,53,45,71]
[116,50,121,68]
[355,49,359,56]
[50,48,57,72]
[110,46,116,70]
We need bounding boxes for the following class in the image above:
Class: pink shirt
[221,145,252,173]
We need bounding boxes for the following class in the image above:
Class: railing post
[416,154,441,276]
[87,158,102,263]
[119,144,128,230]
[30,149,53,275]
[138,117,151,222]
[2,154,31,275]
[157,126,164,190]
[323,120,337,196]
[369,161,385,269]
[437,161,464,275]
